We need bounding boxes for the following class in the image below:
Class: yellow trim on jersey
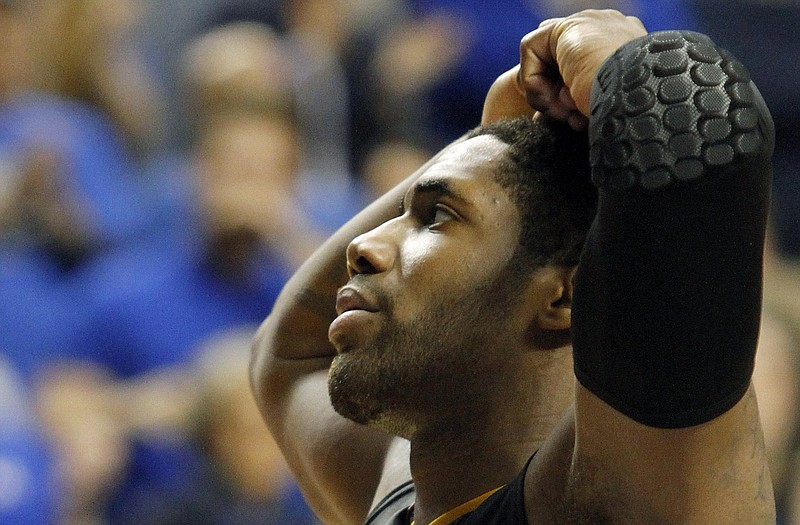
[411,485,505,525]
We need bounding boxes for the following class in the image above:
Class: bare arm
[497,10,775,523]
[249,142,459,524]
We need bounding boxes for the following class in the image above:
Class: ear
[530,265,576,332]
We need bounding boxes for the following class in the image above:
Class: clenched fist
[482,9,646,129]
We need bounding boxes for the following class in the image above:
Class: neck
[408,347,573,525]
[409,430,548,525]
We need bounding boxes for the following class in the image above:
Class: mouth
[335,286,379,315]
[329,286,381,351]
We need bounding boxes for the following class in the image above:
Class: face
[197,113,300,233]
[327,136,530,437]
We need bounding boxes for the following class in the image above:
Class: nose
[345,222,397,278]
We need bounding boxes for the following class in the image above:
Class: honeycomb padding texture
[589,31,766,193]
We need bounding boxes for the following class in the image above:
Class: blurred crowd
[0,0,798,524]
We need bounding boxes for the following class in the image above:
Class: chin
[371,413,417,440]
[330,394,416,439]
[327,355,372,425]
[328,355,416,438]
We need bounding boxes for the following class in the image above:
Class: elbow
[249,311,297,425]
[249,315,280,415]
[249,294,337,418]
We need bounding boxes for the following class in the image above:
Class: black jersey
[365,459,530,525]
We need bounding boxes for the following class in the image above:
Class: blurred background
[0,0,798,523]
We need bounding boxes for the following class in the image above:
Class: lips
[329,286,381,350]
[335,286,379,316]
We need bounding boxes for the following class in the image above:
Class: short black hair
[468,117,597,268]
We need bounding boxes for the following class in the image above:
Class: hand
[519,10,646,124]
[482,10,646,129]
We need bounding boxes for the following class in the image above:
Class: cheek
[398,235,439,277]
[398,232,508,292]
[390,237,486,328]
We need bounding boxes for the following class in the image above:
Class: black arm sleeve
[572,31,775,428]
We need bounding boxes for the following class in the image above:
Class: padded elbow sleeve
[572,31,775,428]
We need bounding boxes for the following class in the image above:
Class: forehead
[422,135,509,182]
[408,134,518,221]
[411,135,511,199]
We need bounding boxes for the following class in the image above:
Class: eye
[426,204,456,229]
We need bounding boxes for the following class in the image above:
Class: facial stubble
[327,261,527,439]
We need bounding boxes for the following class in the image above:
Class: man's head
[328,117,596,438]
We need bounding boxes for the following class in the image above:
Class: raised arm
[504,10,776,523]
[249,143,460,524]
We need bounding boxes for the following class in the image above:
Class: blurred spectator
[136,0,285,151]
[0,96,156,264]
[181,22,294,134]
[0,0,171,258]
[346,3,463,176]
[114,328,319,525]
[277,0,411,212]
[281,0,360,185]
[0,0,150,262]
[0,0,167,382]
[27,0,166,155]
[156,18,367,253]
[191,330,319,524]
[0,354,59,525]
[135,0,423,194]
[68,21,364,520]
[177,20,359,265]
[35,362,131,525]
[0,239,100,381]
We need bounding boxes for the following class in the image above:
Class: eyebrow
[400,178,468,214]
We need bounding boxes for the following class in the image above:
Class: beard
[327,261,527,439]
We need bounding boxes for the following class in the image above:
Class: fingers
[520,17,562,68]
[517,18,587,129]
[559,86,588,130]
[491,9,645,131]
